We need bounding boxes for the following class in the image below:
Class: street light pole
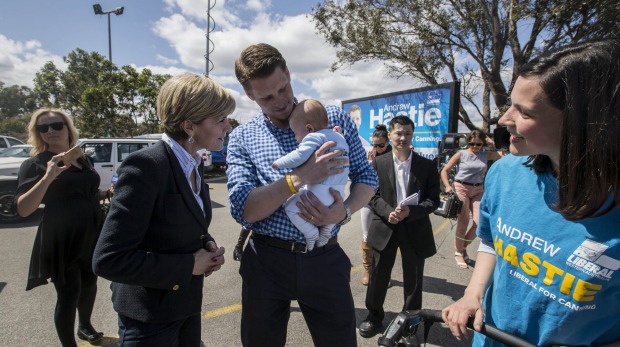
[107,12,112,62]
[93,4,124,63]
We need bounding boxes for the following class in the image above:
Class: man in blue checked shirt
[227,43,378,347]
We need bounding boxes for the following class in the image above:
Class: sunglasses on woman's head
[36,122,66,133]
[469,142,483,147]
[373,143,387,148]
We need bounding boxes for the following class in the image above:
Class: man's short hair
[389,115,415,131]
[235,43,287,91]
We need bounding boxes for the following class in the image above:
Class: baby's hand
[272,162,279,169]
[332,126,343,134]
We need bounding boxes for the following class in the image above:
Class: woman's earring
[188,136,194,144]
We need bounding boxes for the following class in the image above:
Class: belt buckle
[291,241,307,253]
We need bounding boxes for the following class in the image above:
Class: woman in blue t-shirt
[441,130,502,269]
[442,39,620,346]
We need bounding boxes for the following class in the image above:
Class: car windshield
[0,146,32,157]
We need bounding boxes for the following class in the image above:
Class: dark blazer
[93,141,214,323]
[367,150,440,257]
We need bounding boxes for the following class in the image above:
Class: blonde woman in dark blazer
[93,73,235,346]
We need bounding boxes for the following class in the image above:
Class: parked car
[0,175,20,222]
[199,149,214,172]
[210,134,228,169]
[78,138,159,191]
[0,144,33,222]
[0,135,25,151]
[0,145,34,177]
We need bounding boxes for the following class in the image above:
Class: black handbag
[433,192,463,219]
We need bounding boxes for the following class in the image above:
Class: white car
[0,144,33,222]
[78,138,158,190]
[0,135,25,151]
[0,145,33,177]
[0,175,20,222]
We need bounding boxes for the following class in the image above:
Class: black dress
[15,151,102,290]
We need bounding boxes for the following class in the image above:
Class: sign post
[342,82,460,160]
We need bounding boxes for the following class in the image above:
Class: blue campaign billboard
[342,82,460,160]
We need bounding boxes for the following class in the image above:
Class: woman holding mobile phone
[14,109,112,346]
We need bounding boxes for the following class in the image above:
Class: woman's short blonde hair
[157,73,236,140]
[27,109,79,155]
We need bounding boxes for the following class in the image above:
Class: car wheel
[0,187,20,222]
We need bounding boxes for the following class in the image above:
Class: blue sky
[0,0,426,123]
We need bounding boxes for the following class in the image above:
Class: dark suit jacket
[93,141,214,323]
[367,150,440,258]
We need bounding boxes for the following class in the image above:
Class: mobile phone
[63,145,84,163]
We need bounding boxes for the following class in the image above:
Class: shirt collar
[259,97,299,131]
[162,133,201,172]
[392,150,412,165]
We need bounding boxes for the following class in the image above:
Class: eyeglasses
[469,143,484,147]
[36,122,66,133]
[373,143,387,148]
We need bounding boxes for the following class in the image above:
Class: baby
[272,99,350,251]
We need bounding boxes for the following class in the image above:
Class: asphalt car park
[0,175,476,346]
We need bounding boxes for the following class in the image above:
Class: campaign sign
[342,82,460,160]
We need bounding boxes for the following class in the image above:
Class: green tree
[33,48,168,138]
[0,82,39,141]
[115,66,170,137]
[0,82,38,119]
[312,0,620,131]
[0,115,30,141]
[228,118,240,129]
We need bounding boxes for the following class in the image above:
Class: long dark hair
[521,39,620,220]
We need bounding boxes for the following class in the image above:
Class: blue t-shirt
[475,155,620,347]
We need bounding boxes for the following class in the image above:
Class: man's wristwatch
[338,204,351,226]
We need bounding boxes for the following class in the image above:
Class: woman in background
[360,124,391,285]
[440,130,501,269]
[15,109,111,346]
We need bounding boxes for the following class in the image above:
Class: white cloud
[0,1,480,128]
[163,0,244,30]
[152,14,206,70]
[0,34,64,88]
[131,64,191,77]
[245,0,271,12]
[223,86,260,124]
[155,54,180,65]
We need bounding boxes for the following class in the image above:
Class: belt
[455,179,483,187]
[252,233,338,253]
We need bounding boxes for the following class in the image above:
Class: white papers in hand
[399,193,419,207]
